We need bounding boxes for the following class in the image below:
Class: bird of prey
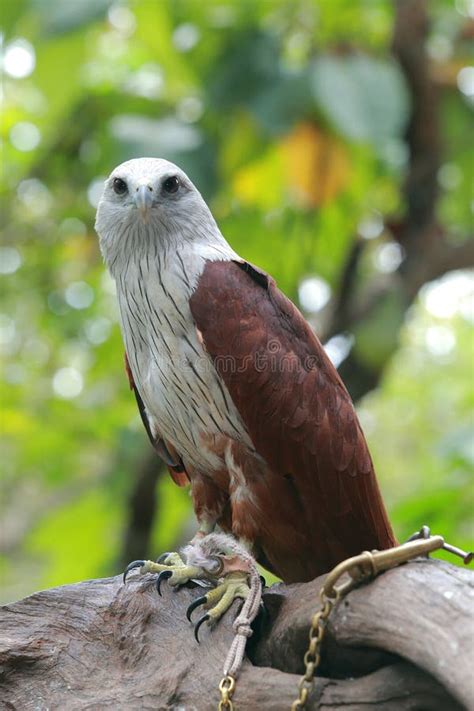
[95,157,396,635]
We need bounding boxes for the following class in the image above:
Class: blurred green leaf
[311,55,409,149]
[32,0,111,37]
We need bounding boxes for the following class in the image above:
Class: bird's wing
[124,353,189,487]
[189,260,396,567]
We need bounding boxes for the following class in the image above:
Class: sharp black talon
[194,613,210,643]
[123,560,145,584]
[156,552,171,564]
[156,569,173,596]
[259,575,266,588]
[186,595,207,622]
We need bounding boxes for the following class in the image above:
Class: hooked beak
[134,185,154,223]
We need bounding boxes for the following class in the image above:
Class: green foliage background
[1,0,473,602]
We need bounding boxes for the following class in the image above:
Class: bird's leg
[123,532,261,640]
[123,519,219,592]
[183,533,262,642]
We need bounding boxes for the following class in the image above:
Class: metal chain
[290,527,472,710]
[218,675,235,710]
[290,588,340,710]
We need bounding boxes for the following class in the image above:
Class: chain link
[218,675,235,710]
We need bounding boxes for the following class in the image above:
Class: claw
[123,559,145,584]
[156,552,171,564]
[186,595,207,622]
[194,613,210,643]
[156,569,173,596]
[259,575,266,588]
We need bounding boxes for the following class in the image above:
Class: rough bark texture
[1,559,472,710]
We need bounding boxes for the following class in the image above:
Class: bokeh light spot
[176,96,203,123]
[123,63,163,99]
[52,367,84,399]
[324,334,355,368]
[2,39,35,78]
[373,242,404,273]
[358,212,384,240]
[0,314,15,345]
[438,163,462,190]
[108,5,136,36]
[424,326,456,358]
[17,179,52,217]
[426,34,453,62]
[457,67,474,98]
[172,23,200,52]
[84,317,112,345]
[0,247,22,274]
[65,282,94,310]
[10,122,41,152]
[421,271,474,319]
[87,177,106,208]
[299,276,331,313]
[455,0,474,18]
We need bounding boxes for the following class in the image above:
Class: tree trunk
[1,558,472,710]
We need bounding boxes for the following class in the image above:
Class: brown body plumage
[189,260,396,581]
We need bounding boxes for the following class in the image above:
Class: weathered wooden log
[254,558,474,708]
[0,559,472,710]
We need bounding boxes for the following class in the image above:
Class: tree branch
[392,0,440,232]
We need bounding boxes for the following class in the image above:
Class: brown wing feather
[124,353,189,487]
[190,260,396,579]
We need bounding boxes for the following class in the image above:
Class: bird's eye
[162,176,179,194]
[113,177,128,195]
